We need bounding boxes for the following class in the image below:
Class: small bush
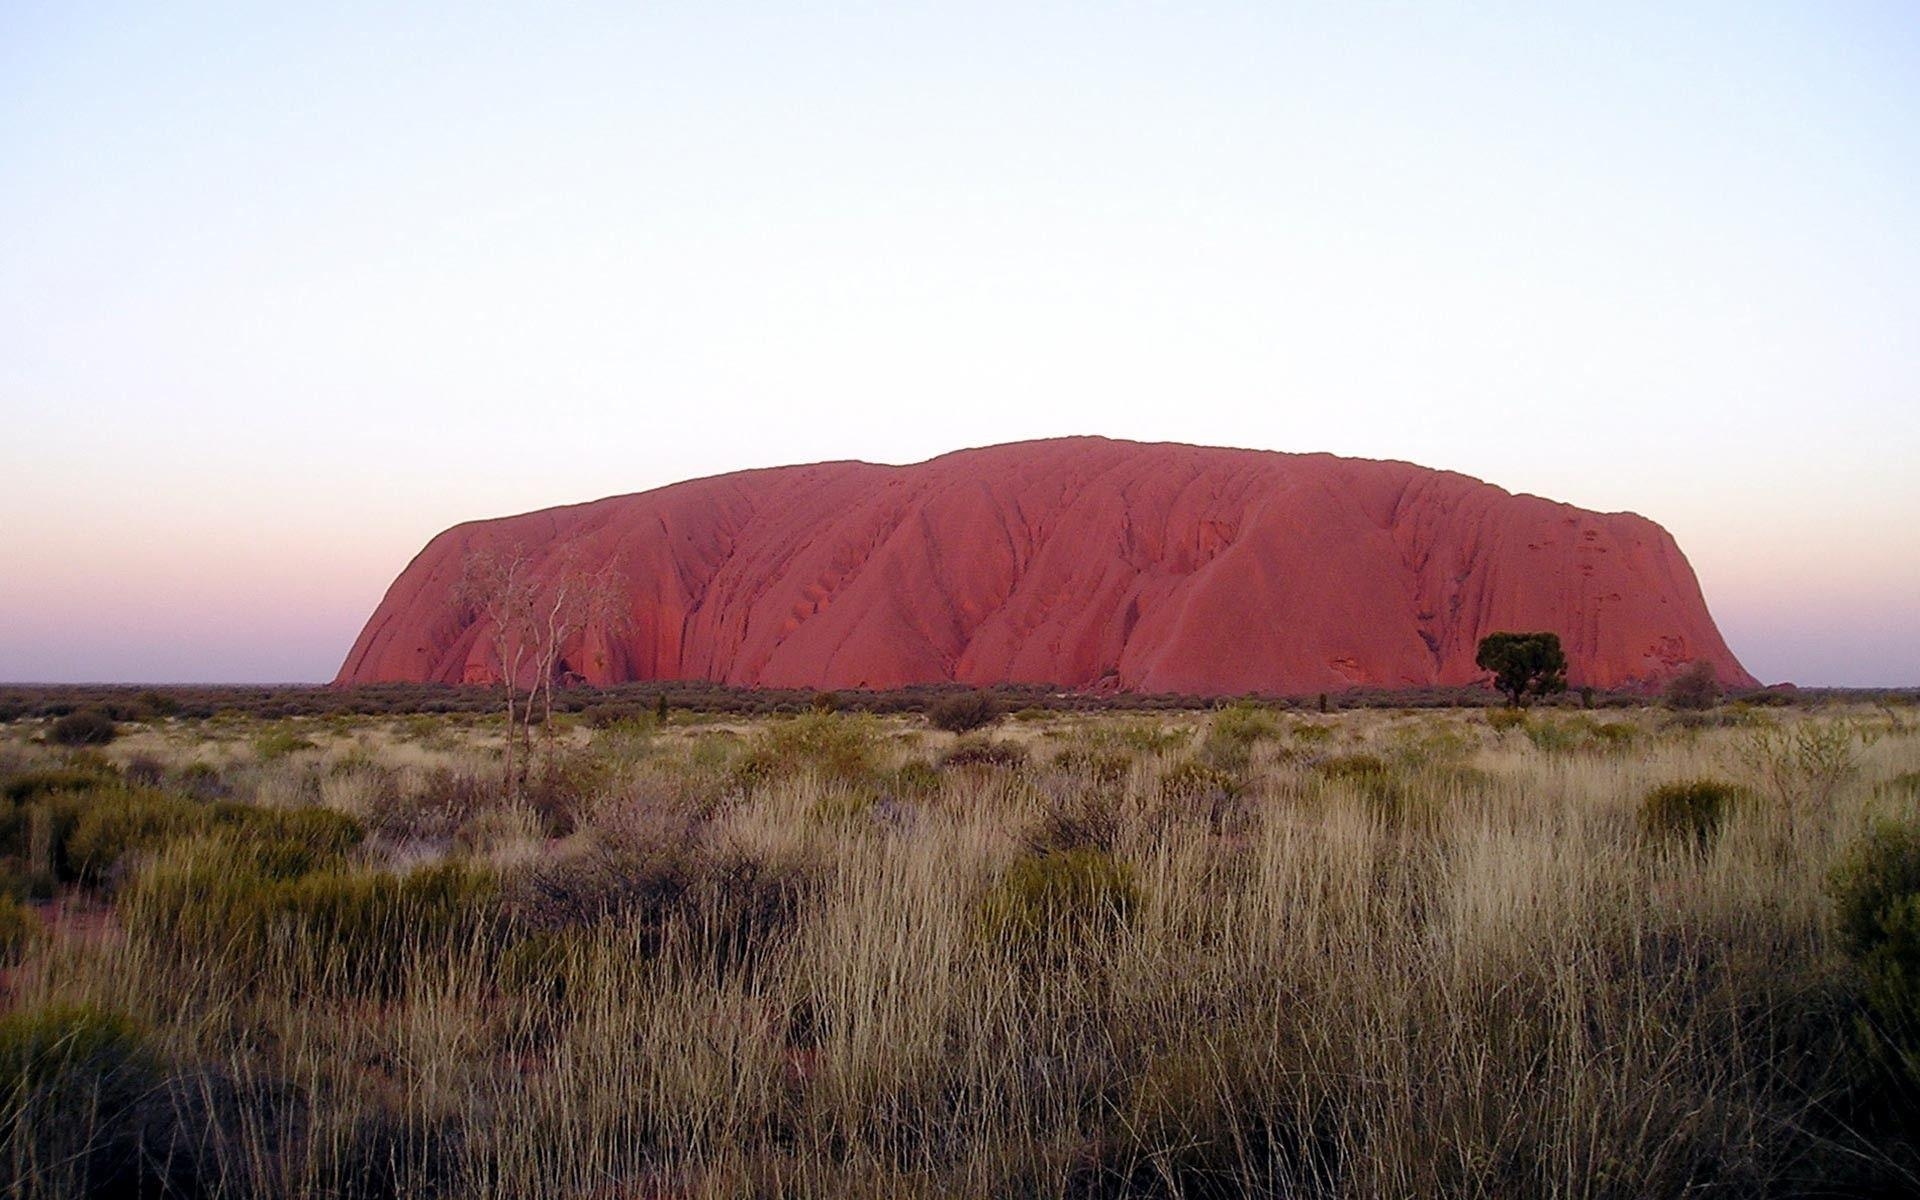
[886,759,943,799]
[1523,718,1577,753]
[128,850,493,998]
[1026,791,1122,856]
[371,766,492,843]
[2,765,116,803]
[65,791,211,884]
[1588,721,1637,751]
[1159,757,1240,803]
[122,754,167,788]
[1829,821,1920,1092]
[733,712,879,788]
[498,928,580,1008]
[252,724,317,760]
[939,736,1028,770]
[523,751,611,837]
[1314,753,1392,786]
[0,895,41,965]
[1486,708,1529,733]
[1637,778,1747,849]
[176,761,230,801]
[1314,754,1410,822]
[1291,722,1334,745]
[1204,703,1282,767]
[928,691,1001,734]
[0,1005,166,1195]
[1664,661,1723,711]
[507,819,811,973]
[1051,747,1134,788]
[47,709,117,746]
[979,848,1140,949]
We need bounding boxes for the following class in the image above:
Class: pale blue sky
[2,2,1916,684]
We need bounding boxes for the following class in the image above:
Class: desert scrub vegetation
[0,702,1916,1196]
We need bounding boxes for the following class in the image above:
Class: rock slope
[337,437,1756,693]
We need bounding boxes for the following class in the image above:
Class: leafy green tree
[1475,631,1568,708]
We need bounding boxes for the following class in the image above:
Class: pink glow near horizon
[2,444,1914,687]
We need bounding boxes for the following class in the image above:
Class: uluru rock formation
[337,437,1756,694]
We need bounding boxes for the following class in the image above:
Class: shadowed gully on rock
[337,437,1755,694]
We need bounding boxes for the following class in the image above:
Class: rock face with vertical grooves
[336,437,1755,693]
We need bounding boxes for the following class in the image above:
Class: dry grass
[0,703,1916,1197]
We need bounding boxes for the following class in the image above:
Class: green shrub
[252,724,317,760]
[0,1004,165,1195]
[1314,753,1392,786]
[122,754,167,788]
[1313,753,1410,821]
[928,691,1001,734]
[1829,821,1920,1089]
[886,759,943,799]
[498,928,580,1007]
[0,895,41,965]
[1210,702,1281,745]
[1114,720,1190,754]
[1486,707,1529,733]
[523,751,611,836]
[1051,747,1134,788]
[245,804,364,854]
[979,849,1140,950]
[1199,703,1282,769]
[2,765,117,803]
[1588,721,1638,751]
[1291,722,1335,745]
[1832,821,1920,960]
[507,828,810,973]
[127,848,489,997]
[1159,757,1240,802]
[939,736,1028,770]
[733,712,879,788]
[8,782,363,890]
[1522,717,1576,753]
[1026,791,1121,856]
[65,791,212,884]
[1637,778,1747,849]
[47,709,116,746]
[1664,660,1723,711]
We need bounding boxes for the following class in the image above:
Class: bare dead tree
[455,540,540,802]
[527,550,627,778]
[457,539,630,800]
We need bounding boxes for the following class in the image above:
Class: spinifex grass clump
[0,894,40,964]
[1829,819,1920,1096]
[1200,701,1283,769]
[1313,752,1414,824]
[1159,756,1240,802]
[732,711,881,789]
[938,735,1027,770]
[0,1005,166,1197]
[978,848,1140,950]
[125,831,489,999]
[1637,778,1748,849]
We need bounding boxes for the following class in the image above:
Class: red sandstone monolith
[336,437,1756,694]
